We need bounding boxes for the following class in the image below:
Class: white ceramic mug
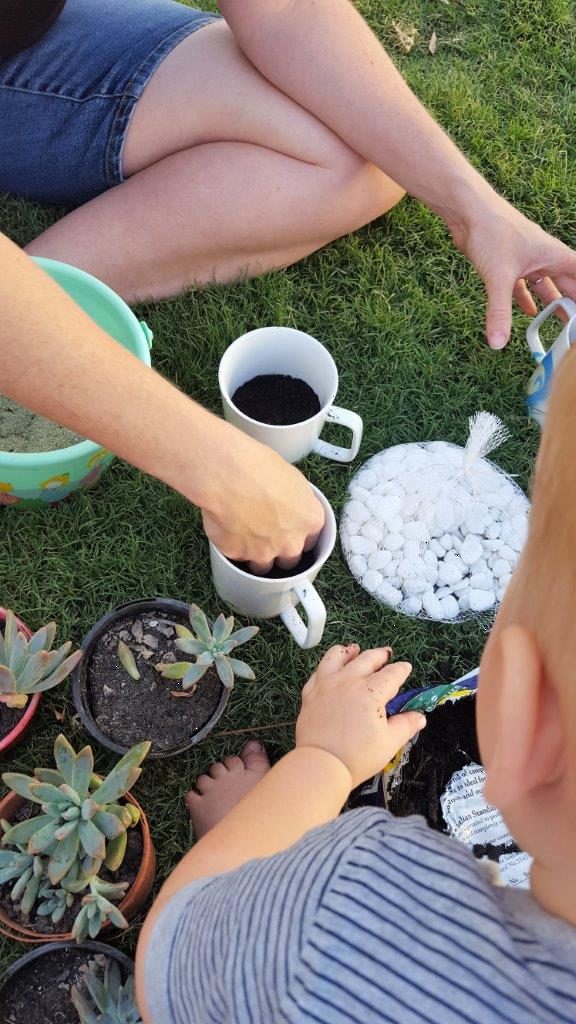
[209,486,336,649]
[219,327,363,464]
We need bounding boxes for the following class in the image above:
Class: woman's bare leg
[26,22,403,301]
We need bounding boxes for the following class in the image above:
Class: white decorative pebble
[464,512,485,535]
[383,560,399,578]
[402,597,423,615]
[349,536,377,555]
[363,569,383,593]
[346,500,370,524]
[437,562,464,587]
[498,544,516,562]
[492,558,511,579]
[368,550,392,571]
[469,589,496,612]
[403,576,428,596]
[349,555,368,578]
[452,578,469,594]
[422,592,445,620]
[458,592,471,613]
[423,550,438,568]
[403,520,429,542]
[377,582,403,607]
[376,495,403,521]
[350,486,371,502]
[470,559,489,575]
[384,533,404,552]
[460,537,484,565]
[402,495,421,517]
[486,522,501,539]
[356,469,378,488]
[440,595,460,619]
[435,586,453,601]
[469,572,494,591]
[423,565,439,586]
[360,521,384,542]
[387,515,405,534]
[439,533,453,550]
[430,539,445,558]
[403,540,422,560]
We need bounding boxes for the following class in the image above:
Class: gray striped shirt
[145,809,576,1022]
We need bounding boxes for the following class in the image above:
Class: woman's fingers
[318,643,362,676]
[345,646,395,677]
[369,660,413,700]
[513,278,538,317]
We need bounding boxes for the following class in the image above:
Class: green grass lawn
[1,0,575,973]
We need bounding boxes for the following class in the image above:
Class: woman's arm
[0,235,323,566]
[219,0,576,348]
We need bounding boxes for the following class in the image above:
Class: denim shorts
[0,0,219,207]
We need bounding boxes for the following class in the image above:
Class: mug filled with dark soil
[0,941,133,1024]
[219,326,363,464]
[231,374,321,425]
[73,598,228,757]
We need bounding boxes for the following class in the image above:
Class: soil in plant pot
[0,947,129,1024]
[0,802,142,935]
[232,543,318,580]
[0,395,84,453]
[84,610,224,754]
[387,697,521,861]
[232,374,321,425]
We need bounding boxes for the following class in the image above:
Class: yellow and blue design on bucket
[0,258,152,507]
[525,296,576,429]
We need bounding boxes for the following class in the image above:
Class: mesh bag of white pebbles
[340,413,530,621]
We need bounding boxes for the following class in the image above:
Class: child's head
[478,349,576,912]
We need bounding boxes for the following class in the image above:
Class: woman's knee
[321,144,405,238]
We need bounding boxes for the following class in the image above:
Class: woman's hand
[200,424,324,574]
[296,644,426,788]
[447,195,576,349]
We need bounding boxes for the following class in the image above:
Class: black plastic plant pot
[72,597,229,759]
[0,940,134,1024]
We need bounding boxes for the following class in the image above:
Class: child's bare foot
[186,740,271,838]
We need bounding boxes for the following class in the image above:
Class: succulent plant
[0,610,83,709]
[68,876,129,943]
[158,605,258,691]
[72,958,142,1024]
[1,734,149,886]
[0,846,45,916]
[117,641,140,682]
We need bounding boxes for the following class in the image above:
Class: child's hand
[296,645,426,788]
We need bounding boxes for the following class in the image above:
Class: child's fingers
[317,643,361,676]
[345,647,394,677]
[370,660,413,698]
[384,710,427,753]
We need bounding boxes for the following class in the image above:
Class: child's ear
[484,624,565,810]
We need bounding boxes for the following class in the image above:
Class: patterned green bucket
[0,258,152,507]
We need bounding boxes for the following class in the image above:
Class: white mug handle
[527,298,576,359]
[280,581,326,649]
[313,406,363,463]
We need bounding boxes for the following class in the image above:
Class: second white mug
[219,326,363,464]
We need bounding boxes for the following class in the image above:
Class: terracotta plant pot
[0,608,41,757]
[0,786,156,944]
[0,939,134,1019]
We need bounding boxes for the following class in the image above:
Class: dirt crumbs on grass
[0,395,84,453]
[85,611,224,754]
[0,802,142,936]
[232,374,321,425]
[0,947,126,1024]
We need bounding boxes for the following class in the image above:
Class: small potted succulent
[0,608,82,756]
[0,733,155,943]
[0,940,139,1024]
[72,598,258,758]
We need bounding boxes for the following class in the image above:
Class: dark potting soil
[0,702,24,743]
[232,374,321,425]
[85,610,224,754]
[0,947,128,1024]
[387,698,520,861]
[233,544,318,580]
[0,802,142,935]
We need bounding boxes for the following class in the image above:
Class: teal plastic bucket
[0,258,153,507]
